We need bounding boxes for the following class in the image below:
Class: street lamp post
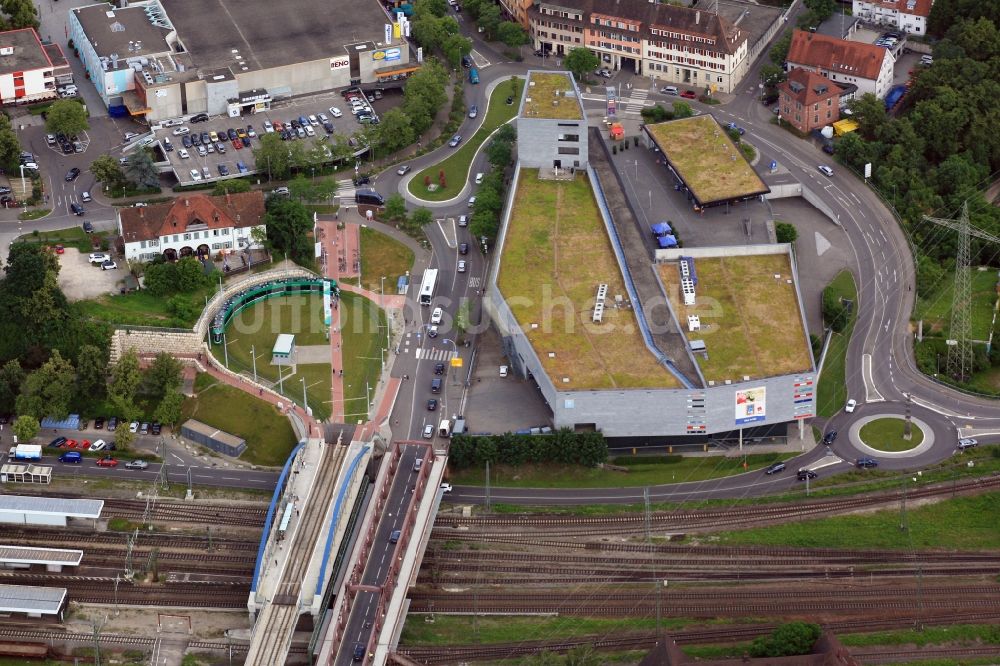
[301,377,308,415]
[222,331,230,368]
[250,344,258,383]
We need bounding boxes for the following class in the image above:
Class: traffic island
[849,415,935,458]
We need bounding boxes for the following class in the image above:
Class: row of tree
[448,429,608,469]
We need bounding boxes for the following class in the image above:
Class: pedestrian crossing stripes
[623,88,649,114]
[336,179,357,200]
[468,277,482,289]
[415,348,457,362]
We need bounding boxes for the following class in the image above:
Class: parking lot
[56,248,124,301]
[155,87,396,185]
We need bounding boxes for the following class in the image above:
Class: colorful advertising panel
[734,386,766,425]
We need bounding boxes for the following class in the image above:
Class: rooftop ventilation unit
[111,21,125,32]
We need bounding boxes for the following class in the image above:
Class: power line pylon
[923,203,1000,382]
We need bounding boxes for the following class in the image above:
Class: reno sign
[330,56,350,70]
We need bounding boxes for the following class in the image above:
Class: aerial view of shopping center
[0,0,996,663]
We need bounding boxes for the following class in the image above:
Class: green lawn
[448,453,796,488]
[915,268,998,341]
[213,293,332,420]
[816,270,858,417]
[359,226,414,294]
[17,226,102,253]
[840,624,1000,648]
[181,374,298,467]
[408,77,523,202]
[76,288,211,328]
[716,491,1000,550]
[340,291,387,423]
[859,417,924,451]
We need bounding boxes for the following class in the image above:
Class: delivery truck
[8,444,42,461]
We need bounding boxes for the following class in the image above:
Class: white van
[438,419,451,437]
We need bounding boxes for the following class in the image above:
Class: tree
[409,207,434,229]
[123,148,159,188]
[76,344,108,401]
[44,99,89,137]
[496,21,528,48]
[0,122,21,173]
[252,133,293,181]
[749,622,821,657]
[15,350,76,420]
[769,30,792,65]
[12,415,39,443]
[477,3,502,39]
[564,47,599,82]
[288,175,339,204]
[89,154,124,187]
[153,390,184,428]
[265,197,314,263]
[145,352,183,399]
[175,256,210,292]
[110,348,142,408]
[113,420,136,450]
[0,359,24,414]
[1,0,39,28]
[412,15,450,52]
[848,93,889,141]
[212,178,251,195]
[376,108,416,154]
[672,101,694,119]
[442,33,473,69]
[383,193,408,222]
[775,222,798,244]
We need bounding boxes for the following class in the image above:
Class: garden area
[816,270,858,417]
[358,226,414,294]
[182,373,297,467]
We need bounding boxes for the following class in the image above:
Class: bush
[749,622,821,658]
[775,221,798,244]
[449,429,608,469]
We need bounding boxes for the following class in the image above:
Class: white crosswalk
[622,88,649,115]
[415,348,457,362]
[336,179,357,200]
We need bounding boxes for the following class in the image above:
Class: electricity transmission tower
[923,202,1000,382]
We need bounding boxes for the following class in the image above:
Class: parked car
[173,127,191,135]
[151,422,161,435]
[107,417,118,431]
[89,252,111,264]
[94,417,105,430]
[680,90,697,99]
[48,436,67,448]
[329,107,343,118]
[129,421,139,433]
[101,260,118,271]
[90,439,108,452]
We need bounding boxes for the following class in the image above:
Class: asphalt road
[335,443,423,665]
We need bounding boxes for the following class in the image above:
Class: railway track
[0,627,314,655]
[101,498,268,527]
[435,475,1000,536]
[396,612,1000,663]
[1,527,260,552]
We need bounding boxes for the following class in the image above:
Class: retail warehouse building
[485,72,816,443]
[68,0,414,120]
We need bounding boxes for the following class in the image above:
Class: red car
[81,439,91,449]
[96,457,119,468]
[232,139,242,150]
[680,90,697,99]
[66,439,78,448]
[54,245,65,254]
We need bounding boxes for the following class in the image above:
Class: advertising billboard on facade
[734,386,766,425]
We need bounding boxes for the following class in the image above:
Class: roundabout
[849,414,936,458]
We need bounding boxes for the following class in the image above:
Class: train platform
[0,495,103,527]
[0,584,66,618]
[0,545,83,571]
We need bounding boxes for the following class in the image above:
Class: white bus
[418,268,438,306]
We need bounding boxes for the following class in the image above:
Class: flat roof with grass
[497,169,679,390]
[645,115,770,207]
[520,71,582,121]
[658,251,812,383]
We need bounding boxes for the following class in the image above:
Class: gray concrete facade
[515,70,588,169]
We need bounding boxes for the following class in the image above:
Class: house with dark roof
[529,1,750,93]
[116,192,266,262]
[786,30,894,100]
[852,0,933,35]
[778,68,844,134]
[0,28,67,105]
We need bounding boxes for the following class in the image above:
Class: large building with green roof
[515,70,588,170]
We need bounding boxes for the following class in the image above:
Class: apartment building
[778,68,843,134]
[530,1,750,94]
[852,0,933,35]
[0,29,68,105]
[786,29,894,100]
